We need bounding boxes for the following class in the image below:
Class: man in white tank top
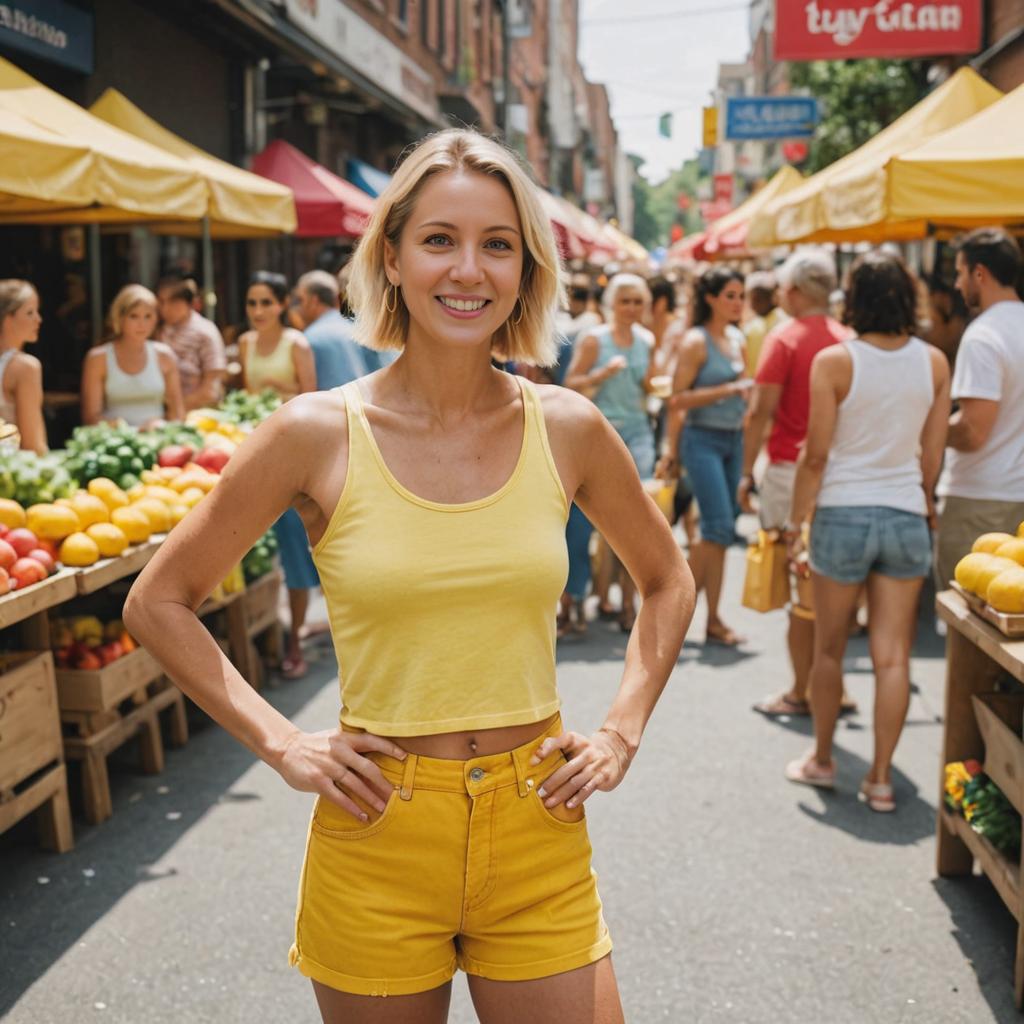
[936,229,1024,588]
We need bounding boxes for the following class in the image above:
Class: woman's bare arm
[291,332,318,394]
[12,355,48,453]
[920,345,952,524]
[80,349,106,426]
[156,345,186,422]
[564,332,613,395]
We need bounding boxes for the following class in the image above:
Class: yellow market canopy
[747,68,1003,247]
[702,165,803,257]
[888,83,1024,228]
[0,55,207,223]
[90,89,296,238]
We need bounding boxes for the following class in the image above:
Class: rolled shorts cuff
[458,931,614,983]
[289,944,457,998]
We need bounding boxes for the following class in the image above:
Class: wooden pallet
[0,651,73,851]
[952,582,1024,638]
[61,677,188,826]
[0,570,79,630]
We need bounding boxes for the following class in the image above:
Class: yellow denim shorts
[288,715,612,997]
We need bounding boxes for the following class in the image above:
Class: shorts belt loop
[399,754,418,801]
[511,746,530,798]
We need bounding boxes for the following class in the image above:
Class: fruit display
[0,449,76,506]
[216,388,280,426]
[62,422,159,491]
[51,615,138,670]
[0,522,62,593]
[953,520,1024,615]
[242,530,279,582]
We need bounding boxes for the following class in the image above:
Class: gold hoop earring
[510,299,524,326]
[384,284,399,314]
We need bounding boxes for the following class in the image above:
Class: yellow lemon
[972,532,1016,554]
[110,506,151,544]
[130,498,171,534]
[1018,520,1024,539]
[144,485,181,506]
[0,497,26,529]
[26,503,81,542]
[995,538,1024,568]
[974,556,1019,596]
[69,493,110,529]
[955,553,996,594]
[987,566,1024,614]
[85,522,129,558]
[87,478,129,511]
[179,487,205,509]
[58,531,100,567]
[140,469,163,485]
[126,484,146,501]
[168,504,190,527]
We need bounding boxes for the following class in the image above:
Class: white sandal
[858,779,895,812]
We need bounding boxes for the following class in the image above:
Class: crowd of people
[543,226,1023,814]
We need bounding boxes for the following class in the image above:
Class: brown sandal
[705,623,746,647]
[753,694,810,717]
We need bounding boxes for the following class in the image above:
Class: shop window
[393,0,409,29]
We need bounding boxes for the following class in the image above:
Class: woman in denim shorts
[785,252,950,812]
[660,267,752,646]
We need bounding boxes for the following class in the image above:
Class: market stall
[936,524,1024,1007]
[0,394,284,848]
[747,67,1003,248]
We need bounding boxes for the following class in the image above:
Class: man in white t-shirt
[936,228,1024,587]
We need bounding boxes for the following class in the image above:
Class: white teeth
[439,297,486,312]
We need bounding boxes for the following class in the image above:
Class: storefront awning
[252,140,375,239]
[88,89,296,238]
[888,83,1024,228]
[598,222,649,265]
[747,68,1003,247]
[666,231,708,264]
[0,55,207,223]
[346,158,393,198]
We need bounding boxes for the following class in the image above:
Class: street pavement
[1,544,1019,1023]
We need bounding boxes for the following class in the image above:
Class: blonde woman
[0,279,48,452]
[81,284,185,427]
[125,129,694,1023]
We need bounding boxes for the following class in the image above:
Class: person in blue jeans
[565,273,656,631]
[661,267,751,646]
[784,251,950,810]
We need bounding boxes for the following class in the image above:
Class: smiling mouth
[437,297,489,312]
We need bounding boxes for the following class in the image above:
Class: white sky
[578,0,752,183]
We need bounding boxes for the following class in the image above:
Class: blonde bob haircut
[603,272,651,312]
[347,128,563,366]
[108,284,157,338]
[0,279,37,325]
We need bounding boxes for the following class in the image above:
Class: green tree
[631,159,706,249]
[790,59,929,173]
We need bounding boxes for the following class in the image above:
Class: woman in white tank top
[783,252,950,813]
[0,279,48,452]
[80,285,185,429]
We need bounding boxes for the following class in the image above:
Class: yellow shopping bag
[741,529,790,613]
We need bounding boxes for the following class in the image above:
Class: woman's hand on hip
[277,729,407,821]
[530,728,631,810]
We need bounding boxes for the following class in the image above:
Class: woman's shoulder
[262,388,349,451]
[5,350,42,375]
[633,324,655,347]
[536,381,606,437]
[84,344,110,363]
[150,341,176,361]
[284,327,311,349]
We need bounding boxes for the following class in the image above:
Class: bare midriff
[382,713,560,760]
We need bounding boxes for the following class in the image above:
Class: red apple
[6,528,39,559]
[34,538,59,561]
[0,523,8,539]
[27,549,56,575]
[195,447,230,474]
[0,538,16,571]
[0,567,10,595]
[10,556,47,589]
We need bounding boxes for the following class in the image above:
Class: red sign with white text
[774,0,982,61]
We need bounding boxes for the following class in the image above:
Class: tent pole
[88,223,102,344]
[202,216,216,321]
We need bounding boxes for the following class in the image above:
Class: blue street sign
[724,96,819,141]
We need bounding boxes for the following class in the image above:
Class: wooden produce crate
[238,569,283,690]
[74,538,163,596]
[0,652,74,852]
[973,694,1024,816]
[952,582,1024,639]
[58,648,187,826]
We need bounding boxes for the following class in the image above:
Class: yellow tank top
[313,376,569,736]
[245,331,299,400]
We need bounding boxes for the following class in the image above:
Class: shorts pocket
[312,789,400,841]
[811,512,871,579]
[891,515,931,574]
[528,789,587,833]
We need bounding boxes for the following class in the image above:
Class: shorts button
[469,767,485,782]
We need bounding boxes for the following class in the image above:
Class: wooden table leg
[936,627,1004,876]
[81,750,113,825]
[37,766,74,853]
[166,690,189,747]
[138,714,165,775]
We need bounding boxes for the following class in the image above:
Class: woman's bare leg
[865,572,924,786]
[808,573,863,767]
[468,956,623,1024]
[312,980,451,1024]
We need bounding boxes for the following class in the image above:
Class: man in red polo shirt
[737,250,853,718]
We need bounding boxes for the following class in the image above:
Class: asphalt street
[1,546,1018,1023]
